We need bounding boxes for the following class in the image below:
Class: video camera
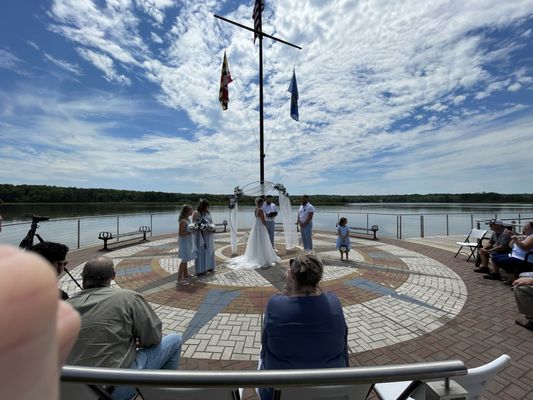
[32,215,50,223]
[19,215,50,249]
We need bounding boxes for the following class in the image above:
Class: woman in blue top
[259,252,349,400]
[336,217,351,261]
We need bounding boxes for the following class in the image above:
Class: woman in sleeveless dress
[177,205,196,286]
[228,197,281,270]
[193,199,216,276]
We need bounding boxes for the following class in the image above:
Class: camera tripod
[19,215,82,290]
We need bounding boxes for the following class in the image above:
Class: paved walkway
[61,231,532,399]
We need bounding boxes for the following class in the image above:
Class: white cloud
[43,52,83,76]
[136,0,174,24]
[0,49,23,70]
[1,0,532,193]
[508,82,522,92]
[77,48,131,85]
[150,32,163,44]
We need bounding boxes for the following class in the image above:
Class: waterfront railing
[1,211,532,251]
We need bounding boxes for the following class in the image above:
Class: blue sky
[0,0,532,195]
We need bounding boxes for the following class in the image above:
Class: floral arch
[229,181,298,254]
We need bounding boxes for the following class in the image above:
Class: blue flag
[288,70,299,121]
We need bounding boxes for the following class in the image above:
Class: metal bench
[349,225,379,240]
[215,220,228,232]
[98,226,151,251]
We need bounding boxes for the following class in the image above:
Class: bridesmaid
[193,198,216,276]
[177,205,196,286]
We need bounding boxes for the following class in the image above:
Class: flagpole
[214,4,301,186]
[258,15,265,185]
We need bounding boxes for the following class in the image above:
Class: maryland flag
[219,51,233,110]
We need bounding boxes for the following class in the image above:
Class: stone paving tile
[58,232,532,399]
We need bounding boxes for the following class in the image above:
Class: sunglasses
[57,260,69,268]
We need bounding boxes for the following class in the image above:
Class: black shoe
[502,280,513,286]
[483,272,502,280]
[515,319,533,331]
[473,266,490,273]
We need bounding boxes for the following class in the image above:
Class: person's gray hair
[82,256,115,289]
[290,252,323,287]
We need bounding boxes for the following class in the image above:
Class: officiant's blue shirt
[259,292,349,399]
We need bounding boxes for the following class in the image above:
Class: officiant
[262,195,278,250]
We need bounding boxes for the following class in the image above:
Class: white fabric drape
[278,191,298,249]
[229,181,297,253]
[230,202,238,254]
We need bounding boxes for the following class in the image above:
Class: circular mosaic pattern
[60,231,467,361]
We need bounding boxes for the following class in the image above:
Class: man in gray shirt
[474,219,511,273]
[67,256,182,400]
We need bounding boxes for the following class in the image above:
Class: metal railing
[2,211,532,250]
[62,360,466,387]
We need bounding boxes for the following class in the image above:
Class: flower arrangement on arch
[234,186,244,199]
[273,183,288,196]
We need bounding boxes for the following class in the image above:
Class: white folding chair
[454,229,487,262]
[273,383,373,399]
[137,386,240,400]
[373,354,511,400]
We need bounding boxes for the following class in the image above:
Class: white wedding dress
[228,210,281,270]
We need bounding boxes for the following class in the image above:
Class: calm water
[2,202,533,250]
[3,202,533,223]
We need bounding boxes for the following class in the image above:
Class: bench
[215,220,228,232]
[349,225,379,240]
[98,226,151,251]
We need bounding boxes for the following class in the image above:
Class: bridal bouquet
[191,218,216,232]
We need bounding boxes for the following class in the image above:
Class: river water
[1,202,533,250]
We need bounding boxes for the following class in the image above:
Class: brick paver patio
[62,231,532,399]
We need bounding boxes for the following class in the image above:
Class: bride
[228,197,281,270]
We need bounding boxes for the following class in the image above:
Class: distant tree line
[1,184,532,205]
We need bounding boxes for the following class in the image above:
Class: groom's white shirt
[298,202,315,224]
[262,202,278,222]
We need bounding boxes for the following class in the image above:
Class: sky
[0,0,532,196]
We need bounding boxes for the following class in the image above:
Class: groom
[297,195,315,251]
[262,195,278,251]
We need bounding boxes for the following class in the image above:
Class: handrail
[62,360,466,387]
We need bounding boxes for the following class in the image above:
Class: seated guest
[67,256,182,400]
[474,219,511,273]
[30,241,70,300]
[513,275,533,331]
[259,253,349,400]
[484,221,533,282]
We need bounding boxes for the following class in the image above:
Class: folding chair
[373,354,511,400]
[454,228,487,262]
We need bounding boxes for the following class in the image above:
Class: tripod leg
[64,268,83,290]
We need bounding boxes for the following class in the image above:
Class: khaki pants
[514,285,533,320]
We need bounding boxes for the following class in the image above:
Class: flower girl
[336,217,351,261]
